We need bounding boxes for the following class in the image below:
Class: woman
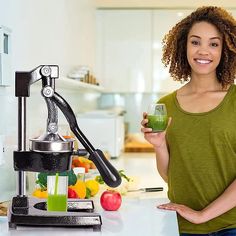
[141,6,236,235]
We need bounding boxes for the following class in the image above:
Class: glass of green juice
[47,175,68,212]
[147,103,168,132]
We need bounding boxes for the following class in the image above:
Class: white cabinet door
[152,10,193,93]
[96,10,152,92]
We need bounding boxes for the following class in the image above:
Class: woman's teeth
[195,59,211,64]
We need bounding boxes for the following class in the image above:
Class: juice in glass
[147,103,168,132]
[47,194,67,211]
[47,175,68,212]
[147,114,168,132]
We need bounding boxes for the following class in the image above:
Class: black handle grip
[89,149,121,188]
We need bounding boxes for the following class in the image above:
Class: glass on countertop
[47,175,68,212]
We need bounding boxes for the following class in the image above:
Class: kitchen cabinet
[96,10,152,93]
[96,9,193,93]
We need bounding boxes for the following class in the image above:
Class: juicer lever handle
[89,149,121,188]
[51,92,95,153]
[51,92,121,188]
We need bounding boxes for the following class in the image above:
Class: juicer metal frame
[9,65,121,230]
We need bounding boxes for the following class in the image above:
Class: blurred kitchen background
[0,0,236,200]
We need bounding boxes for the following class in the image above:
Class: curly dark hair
[162,6,236,87]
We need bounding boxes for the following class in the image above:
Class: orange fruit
[63,135,73,139]
[72,159,80,167]
[32,188,48,198]
[69,180,86,199]
[78,162,90,173]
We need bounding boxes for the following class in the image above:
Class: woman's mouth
[194,59,212,64]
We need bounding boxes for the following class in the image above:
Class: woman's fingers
[141,118,148,126]
[158,202,177,210]
[157,203,185,213]
[141,127,152,133]
[141,112,148,128]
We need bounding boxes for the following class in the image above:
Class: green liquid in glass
[147,114,168,132]
[47,194,67,212]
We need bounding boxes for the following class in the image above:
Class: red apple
[68,187,78,198]
[100,190,122,211]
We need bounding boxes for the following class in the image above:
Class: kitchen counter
[0,197,178,235]
[0,152,179,235]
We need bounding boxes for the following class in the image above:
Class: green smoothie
[147,114,168,132]
[47,194,67,212]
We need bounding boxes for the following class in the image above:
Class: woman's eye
[211,42,219,47]
[191,40,199,46]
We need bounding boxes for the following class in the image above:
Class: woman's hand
[157,203,207,224]
[140,112,171,148]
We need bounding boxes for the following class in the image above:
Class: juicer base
[8,196,102,230]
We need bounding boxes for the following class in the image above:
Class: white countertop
[0,152,179,235]
[110,152,168,197]
[0,197,178,236]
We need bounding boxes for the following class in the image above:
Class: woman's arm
[141,113,171,183]
[154,141,169,182]
[158,178,236,224]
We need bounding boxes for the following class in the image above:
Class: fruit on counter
[85,179,100,197]
[32,188,48,198]
[72,156,96,172]
[95,175,104,184]
[34,168,101,200]
[77,162,90,173]
[86,188,92,199]
[69,180,86,199]
[100,190,122,211]
[68,187,78,198]
[95,170,138,195]
[72,152,110,170]
[63,135,74,139]
[90,161,96,169]
[36,170,77,189]
[95,170,130,185]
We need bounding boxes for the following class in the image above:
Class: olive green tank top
[159,84,236,234]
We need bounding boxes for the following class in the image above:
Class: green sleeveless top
[159,84,236,234]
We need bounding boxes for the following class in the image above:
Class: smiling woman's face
[187,21,223,78]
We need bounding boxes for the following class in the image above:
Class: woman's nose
[197,45,209,55]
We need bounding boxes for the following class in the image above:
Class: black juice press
[8,65,121,230]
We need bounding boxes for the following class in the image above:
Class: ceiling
[95,0,236,8]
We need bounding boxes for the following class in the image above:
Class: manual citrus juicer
[8,65,121,230]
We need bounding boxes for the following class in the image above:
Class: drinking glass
[147,103,168,132]
[47,175,68,212]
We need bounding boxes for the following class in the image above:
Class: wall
[95,0,236,8]
[0,0,99,201]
